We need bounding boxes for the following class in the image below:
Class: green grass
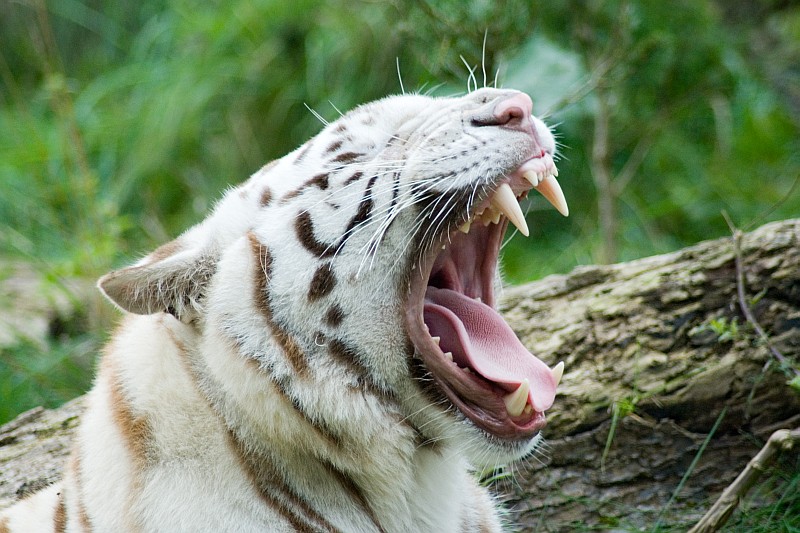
[724,465,800,532]
[0,335,96,425]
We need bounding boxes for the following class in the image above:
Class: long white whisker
[460,55,477,94]
[396,57,405,95]
[303,103,329,126]
[328,101,345,117]
[481,30,488,89]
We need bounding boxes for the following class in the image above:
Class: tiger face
[100,87,566,469]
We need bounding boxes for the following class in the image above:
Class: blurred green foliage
[1,0,798,284]
[0,335,95,424]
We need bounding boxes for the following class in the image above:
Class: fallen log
[496,218,800,530]
[1,219,798,529]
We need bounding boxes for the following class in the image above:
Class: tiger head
[99,88,566,467]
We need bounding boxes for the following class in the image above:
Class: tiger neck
[185,322,474,529]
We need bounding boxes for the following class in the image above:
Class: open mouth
[405,152,568,441]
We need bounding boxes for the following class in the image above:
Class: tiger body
[1,88,566,532]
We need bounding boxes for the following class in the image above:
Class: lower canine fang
[503,379,530,417]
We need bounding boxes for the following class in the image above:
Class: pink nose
[492,92,533,128]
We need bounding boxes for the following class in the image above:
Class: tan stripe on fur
[219,331,343,450]
[53,491,66,533]
[225,429,340,533]
[67,449,92,532]
[320,460,385,533]
[163,321,343,528]
[102,355,150,531]
[248,232,310,375]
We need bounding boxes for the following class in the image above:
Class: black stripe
[308,263,336,301]
[380,171,402,245]
[324,305,345,327]
[414,426,443,453]
[331,152,363,164]
[164,319,345,531]
[344,171,363,186]
[309,173,330,190]
[327,339,372,382]
[295,211,336,258]
[260,187,273,207]
[282,173,331,204]
[389,172,400,213]
[344,175,378,237]
[294,173,379,259]
[326,140,343,153]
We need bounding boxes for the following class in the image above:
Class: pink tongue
[423,287,557,413]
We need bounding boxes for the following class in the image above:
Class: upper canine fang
[534,175,569,217]
[492,183,529,236]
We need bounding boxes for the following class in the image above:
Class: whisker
[396,57,405,95]
[460,55,478,94]
[303,102,329,126]
[481,29,488,89]
[328,100,345,118]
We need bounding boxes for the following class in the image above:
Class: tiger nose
[492,92,533,130]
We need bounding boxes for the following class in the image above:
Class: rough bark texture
[0,398,83,510]
[1,219,798,529]
[495,218,800,531]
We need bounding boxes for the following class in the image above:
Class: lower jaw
[423,360,546,441]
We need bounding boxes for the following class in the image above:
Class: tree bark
[495,218,800,530]
[1,219,799,529]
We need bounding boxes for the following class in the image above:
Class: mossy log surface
[496,218,800,530]
[1,219,798,530]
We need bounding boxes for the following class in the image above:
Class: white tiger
[0,88,567,532]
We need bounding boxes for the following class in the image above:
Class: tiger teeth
[522,171,540,187]
[491,183,529,236]
[432,336,441,345]
[457,169,561,235]
[503,378,530,417]
[480,205,499,226]
[551,361,564,387]
[524,171,569,217]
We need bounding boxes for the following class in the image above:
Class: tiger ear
[98,237,217,321]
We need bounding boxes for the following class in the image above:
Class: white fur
[0,88,556,532]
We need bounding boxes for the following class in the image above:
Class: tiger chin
[1,88,568,532]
